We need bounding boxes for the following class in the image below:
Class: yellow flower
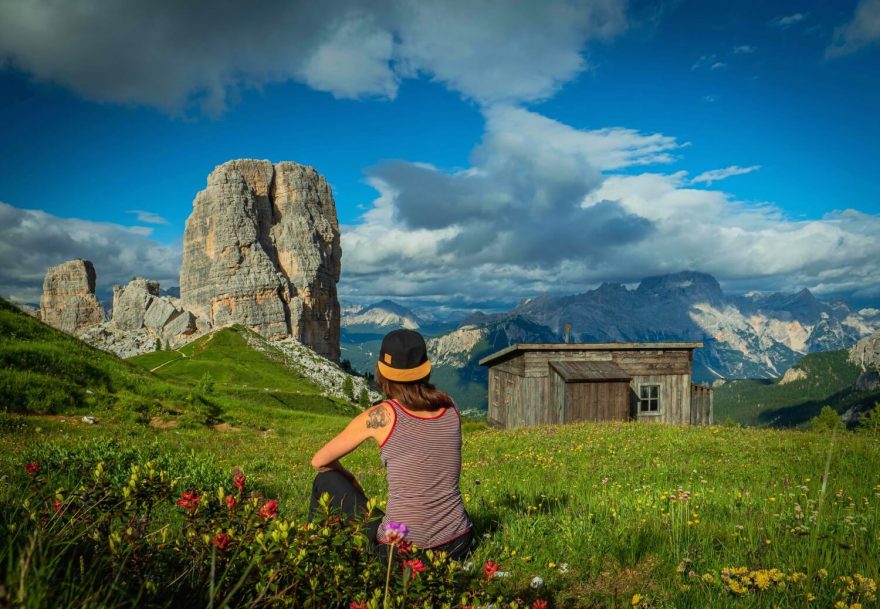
[835,602,847,609]
[631,593,643,606]
[754,571,771,590]
[818,569,829,579]
[806,593,816,601]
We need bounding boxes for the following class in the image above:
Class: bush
[857,402,880,435]
[811,405,843,431]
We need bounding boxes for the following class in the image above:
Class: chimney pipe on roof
[563,323,572,344]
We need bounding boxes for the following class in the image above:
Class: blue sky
[0,0,878,309]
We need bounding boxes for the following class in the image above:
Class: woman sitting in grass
[310,329,473,559]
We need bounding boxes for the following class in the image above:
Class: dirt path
[149,350,187,373]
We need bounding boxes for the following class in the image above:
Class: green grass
[714,350,880,427]
[3,298,880,607]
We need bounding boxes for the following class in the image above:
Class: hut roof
[478,342,704,367]
[549,360,631,382]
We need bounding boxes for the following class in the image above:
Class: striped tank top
[377,398,472,549]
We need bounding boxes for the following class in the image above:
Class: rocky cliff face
[181,159,341,360]
[40,259,105,332]
[849,331,880,391]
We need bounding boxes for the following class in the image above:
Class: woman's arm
[310,402,393,468]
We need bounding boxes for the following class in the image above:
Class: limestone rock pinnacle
[39,259,105,332]
[180,159,341,360]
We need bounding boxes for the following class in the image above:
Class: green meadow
[1,297,878,608]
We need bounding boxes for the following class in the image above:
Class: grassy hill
[3,297,879,607]
[714,350,880,427]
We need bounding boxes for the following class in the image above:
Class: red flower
[259,499,278,520]
[483,560,499,579]
[232,470,246,492]
[225,494,237,510]
[532,601,548,609]
[397,539,413,556]
[52,499,63,514]
[403,558,427,577]
[211,532,230,551]
[349,601,367,609]
[176,490,201,513]
[23,462,40,476]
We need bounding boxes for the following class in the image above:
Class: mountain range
[341,271,880,410]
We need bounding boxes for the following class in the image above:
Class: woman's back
[378,399,472,548]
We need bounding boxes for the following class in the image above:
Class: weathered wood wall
[487,347,702,428]
[690,383,714,424]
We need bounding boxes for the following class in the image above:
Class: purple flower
[385,521,409,545]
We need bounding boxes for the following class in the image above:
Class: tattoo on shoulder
[366,406,388,429]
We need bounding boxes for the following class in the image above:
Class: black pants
[309,470,474,560]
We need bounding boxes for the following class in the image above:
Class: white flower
[558,562,570,574]
[530,576,544,589]
[461,561,474,572]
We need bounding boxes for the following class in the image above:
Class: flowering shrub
[4,458,536,609]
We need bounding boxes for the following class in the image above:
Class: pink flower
[23,462,40,476]
[483,560,499,579]
[384,521,409,545]
[211,532,230,551]
[176,490,201,513]
[259,499,278,520]
[225,494,237,510]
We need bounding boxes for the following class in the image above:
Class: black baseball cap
[377,329,432,382]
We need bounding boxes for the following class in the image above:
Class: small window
[639,384,661,414]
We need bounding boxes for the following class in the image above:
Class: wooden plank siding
[690,383,714,425]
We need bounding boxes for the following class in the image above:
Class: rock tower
[180,159,341,360]
[39,259,105,332]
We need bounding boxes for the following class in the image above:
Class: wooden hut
[479,342,712,428]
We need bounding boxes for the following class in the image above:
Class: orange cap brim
[377,359,432,382]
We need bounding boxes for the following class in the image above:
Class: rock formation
[778,367,807,385]
[849,330,880,391]
[181,159,341,360]
[40,259,105,332]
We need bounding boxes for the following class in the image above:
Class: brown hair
[375,365,455,412]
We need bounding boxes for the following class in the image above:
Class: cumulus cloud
[826,0,880,58]
[340,110,880,305]
[733,45,756,54]
[0,203,181,304]
[690,165,761,185]
[0,0,626,114]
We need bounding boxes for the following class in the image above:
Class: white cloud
[770,13,807,28]
[127,210,168,224]
[733,45,756,54]
[0,203,180,304]
[690,165,761,185]
[340,110,880,304]
[0,0,627,114]
[826,0,880,58]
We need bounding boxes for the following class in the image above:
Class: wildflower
[23,462,40,476]
[558,562,570,574]
[349,601,367,609]
[225,494,237,510]
[397,539,413,556]
[403,558,427,577]
[602,477,608,485]
[176,490,201,513]
[532,601,548,609]
[384,521,409,545]
[754,570,771,590]
[232,469,246,492]
[483,560,500,579]
[818,569,828,579]
[530,576,544,589]
[631,593,643,606]
[211,532,230,551]
[259,499,278,520]
[52,499,63,514]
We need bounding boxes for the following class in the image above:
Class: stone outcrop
[778,367,807,385]
[849,331,880,391]
[40,259,105,332]
[112,278,160,330]
[108,277,202,350]
[180,159,341,360]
